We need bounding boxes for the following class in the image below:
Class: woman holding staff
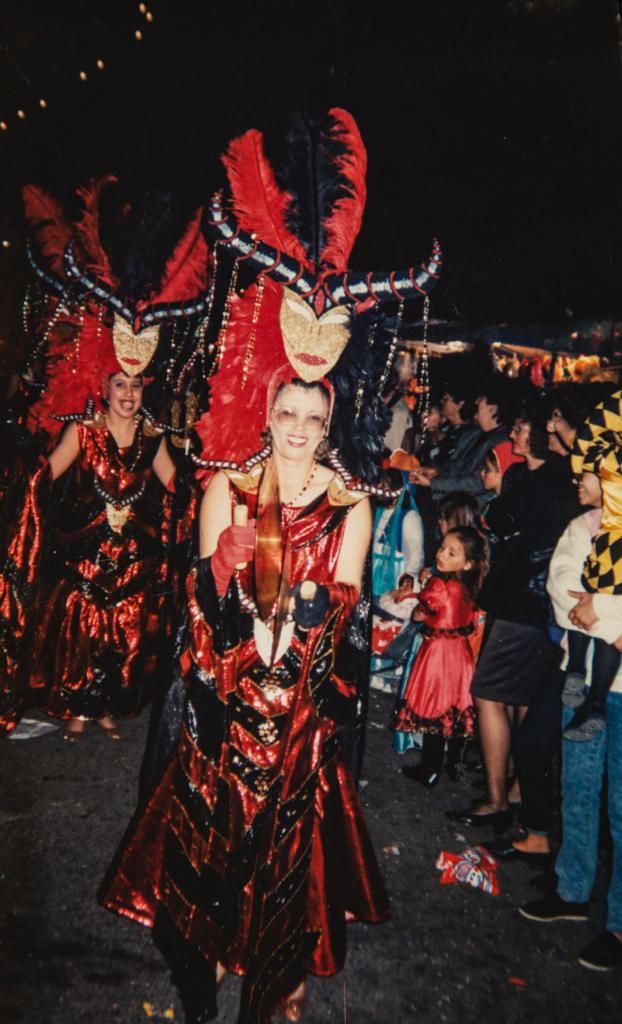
[101,368,390,1023]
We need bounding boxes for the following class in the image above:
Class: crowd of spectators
[374,352,622,973]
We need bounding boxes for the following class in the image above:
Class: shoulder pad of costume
[142,419,164,437]
[82,411,106,430]
[327,473,369,506]
[223,461,264,494]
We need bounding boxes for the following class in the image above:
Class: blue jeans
[556,691,622,932]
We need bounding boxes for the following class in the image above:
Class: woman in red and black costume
[100,367,390,1024]
[0,178,209,737]
[35,368,176,737]
[0,360,178,738]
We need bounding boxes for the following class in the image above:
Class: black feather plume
[99,185,195,302]
[267,111,353,269]
[327,308,394,483]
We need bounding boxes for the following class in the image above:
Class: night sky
[1,0,621,341]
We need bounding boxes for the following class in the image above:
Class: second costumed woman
[0,181,209,737]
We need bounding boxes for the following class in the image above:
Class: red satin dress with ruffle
[28,418,168,721]
[100,469,390,1024]
[392,575,477,737]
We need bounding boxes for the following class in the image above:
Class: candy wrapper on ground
[436,845,500,896]
[371,618,403,655]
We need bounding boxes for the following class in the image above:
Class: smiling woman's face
[577,471,602,508]
[270,384,329,461]
[107,372,143,419]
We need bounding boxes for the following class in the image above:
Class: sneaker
[578,930,622,971]
[561,671,586,709]
[518,893,590,923]
[563,711,606,742]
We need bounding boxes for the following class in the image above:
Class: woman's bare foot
[63,718,85,742]
[279,981,307,1022]
[96,715,121,740]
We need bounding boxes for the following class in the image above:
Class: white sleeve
[547,515,622,644]
[401,509,425,578]
[546,517,590,630]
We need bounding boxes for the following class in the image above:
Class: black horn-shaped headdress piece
[208,190,442,311]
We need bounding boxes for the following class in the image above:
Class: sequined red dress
[100,466,390,1024]
[0,416,169,728]
[392,575,477,737]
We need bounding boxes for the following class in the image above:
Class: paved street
[0,689,618,1024]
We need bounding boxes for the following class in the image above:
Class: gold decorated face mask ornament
[106,503,130,534]
[278,288,351,381]
[112,314,160,376]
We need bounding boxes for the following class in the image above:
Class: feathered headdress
[22,180,211,441]
[195,108,441,482]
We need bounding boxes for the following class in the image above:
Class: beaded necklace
[106,414,143,473]
[282,460,318,507]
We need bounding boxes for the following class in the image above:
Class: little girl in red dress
[392,526,488,786]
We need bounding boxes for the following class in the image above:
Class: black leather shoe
[483,837,551,867]
[445,806,513,834]
[402,764,440,788]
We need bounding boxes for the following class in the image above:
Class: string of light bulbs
[0,4,157,251]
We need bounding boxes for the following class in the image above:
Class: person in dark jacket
[413,374,513,506]
[412,383,481,497]
[447,397,581,833]
[413,375,514,561]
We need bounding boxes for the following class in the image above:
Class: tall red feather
[320,108,367,272]
[194,279,286,482]
[27,304,119,441]
[22,185,72,279]
[223,129,309,263]
[73,176,118,287]
[138,208,209,311]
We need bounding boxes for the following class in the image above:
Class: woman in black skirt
[447,396,580,834]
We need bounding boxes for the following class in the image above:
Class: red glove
[211,520,256,596]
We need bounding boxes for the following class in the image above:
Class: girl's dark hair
[444,525,489,602]
[438,491,480,530]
